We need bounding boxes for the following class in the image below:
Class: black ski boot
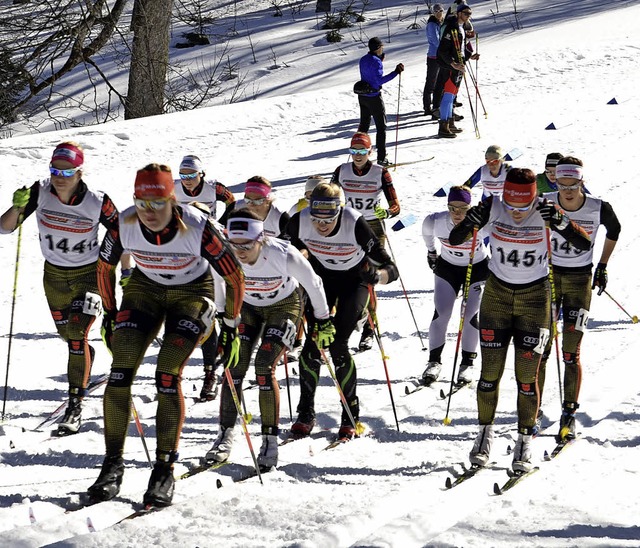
[143,453,177,507]
[88,455,124,501]
[57,396,82,436]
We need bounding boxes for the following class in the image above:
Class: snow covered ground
[1,1,640,546]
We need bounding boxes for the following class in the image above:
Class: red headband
[51,144,84,167]
[503,180,536,204]
[134,170,175,198]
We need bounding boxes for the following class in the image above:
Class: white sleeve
[212,266,226,314]
[286,247,330,320]
[421,214,437,251]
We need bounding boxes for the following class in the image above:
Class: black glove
[592,263,607,296]
[101,310,117,352]
[536,199,568,229]
[427,250,438,271]
[218,321,240,368]
[395,63,405,74]
[359,260,380,285]
[465,200,490,227]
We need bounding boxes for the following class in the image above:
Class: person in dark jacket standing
[357,37,404,167]
[435,4,478,138]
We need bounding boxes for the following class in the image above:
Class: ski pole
[2,223,23,421]
[318,348,361,433]
[462,72,480,139]
[222,366,263,484]
[240,389,253,424]
[367,285,400,432]
[385,236,427,351]
[451,29,480,138]
[131,398,152,468]
[466,64,488,119]
[283,352,293,422]
[393,72,402,169]
[545,224,564,410]
[603,290,639,323]
[475,33,479,118]
[444,225,478,426]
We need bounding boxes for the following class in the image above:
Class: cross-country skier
[205,209,331,469]
[330,132,401,352]
[88,163,244,507]
[0,141,130,436]
[539,156,621,442]
[285,182,398,441]
[421,185,489,386]
[449,168,590,474]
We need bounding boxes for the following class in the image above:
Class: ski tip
[445,477,453,489]
[216,479,223,489]
[543,450,550,461]
[404,385,410,395]
[439,389,446,399]
[493,482,503,495]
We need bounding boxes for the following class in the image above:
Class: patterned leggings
[102,269,215,459]
[43,261,99,397]
[476,275,550,435]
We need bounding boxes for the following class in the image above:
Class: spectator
[435,4,479,139]
[357,37,404,166]
[423,4,445,116]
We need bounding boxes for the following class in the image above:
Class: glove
[119,268,133,288]
[592,263,607,296]
[427,250,438,271]
[465,200,490,227]
[359,260,380,285]
[315,317,336,349]
[536,199,568,229]
[101,310,117,353]
[218,321,240,368]
[12,187,30,208]
[373,204,390,219]
[395,63,405,74]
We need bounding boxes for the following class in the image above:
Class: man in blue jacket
[357,37,404,167]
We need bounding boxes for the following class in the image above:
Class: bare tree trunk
[125,0,173,120]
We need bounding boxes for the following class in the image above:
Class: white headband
[180,155,204,172]
[226,217,264,240]
[555,164,583,180]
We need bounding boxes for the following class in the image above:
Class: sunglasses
[244,197,268,206]
[504,201,533,212]
[349,148,370,156]
[50,166,81,177]
[134,197,172,210]
[229,240,257,251]
[485,158,501,165]
[179,172,199,180]
[448,204,470,214]
[311,213,339,226]
[557,183,582,191]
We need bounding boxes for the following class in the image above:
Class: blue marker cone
[545,123,556,130]
[392,213,418,232]
[607,98,618,105]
